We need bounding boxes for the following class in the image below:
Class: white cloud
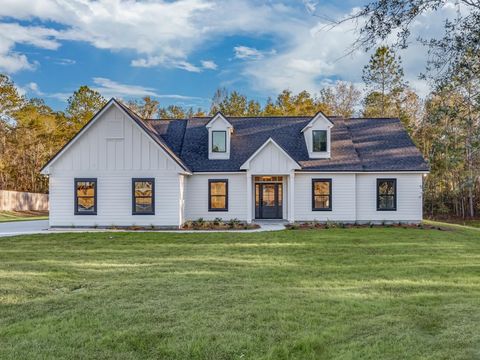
[0,52,35,73]
[235,3,460,98]
[234,46,262,60]
[53,58,76,66]
[15,81,43,97]
[0,22,60,73]
[27,82,43,95]
[92,77,160,98]
[91,77,204,101]
[201,60,217,70]
[0,0,297,74]
[302,0,317,14]
[234,46,276,60]
[0,0,459,98]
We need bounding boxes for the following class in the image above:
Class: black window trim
[312,178,332,211]
[211,130,227,153]
[208,179,229,211]
[312,129,328,152]
[74,178,97,215]
[376,178,397,211]
[132,178,155,215]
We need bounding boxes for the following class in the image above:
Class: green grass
[0,211,48,222]
[443,219,480,228]
[0,227,479,359]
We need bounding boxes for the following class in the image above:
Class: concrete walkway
[0,220,286,237]
[0,220,49,237]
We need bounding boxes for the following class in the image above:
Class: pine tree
[362,46,406,117]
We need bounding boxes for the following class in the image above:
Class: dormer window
[302,112,333,159]
[312,130,327,152]
[206,112,233,160]
[212,131,226,153]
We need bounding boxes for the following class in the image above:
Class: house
[41,98,429,228]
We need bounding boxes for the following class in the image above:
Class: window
[209,179,228,211]
[377,179,397,211]
[312,179,332,211]
[254,176,283,182]
[212,131,226,152]
[312,130,327,152]
[75,178,97,215]
[132,178,155,215]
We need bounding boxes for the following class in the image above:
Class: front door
[255,183,283,219]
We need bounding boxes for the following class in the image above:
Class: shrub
[228,218,241,228]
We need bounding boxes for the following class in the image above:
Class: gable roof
[145,115,429,173]
[205,112,233,129]
[301,111,334,132]
[42,99,429,175]
[240,137,301,170]
[41,98,190,174]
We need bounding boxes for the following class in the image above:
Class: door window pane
[262,185,275,206]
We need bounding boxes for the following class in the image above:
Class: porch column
[246,171,252,223]
[288,171,295,223]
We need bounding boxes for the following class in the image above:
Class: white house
[41,99,429,228]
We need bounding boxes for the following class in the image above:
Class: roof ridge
[347,117,401,120]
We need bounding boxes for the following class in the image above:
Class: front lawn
[0,227,479,359]
[0,210,48,223]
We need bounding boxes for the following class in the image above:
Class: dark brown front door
[255,183,283,219]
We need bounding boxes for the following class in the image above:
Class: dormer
[206,112,233,160]
[301,111,333,159]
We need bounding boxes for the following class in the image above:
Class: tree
[65,86,106,133]
[127,96,159,118]
[265,90,332,116]
[0,75,25,189]
[345,1,480,82]
[362,46,406,117]
[0,74,24,122]
[318,82,361,117]
[210,88,261,116]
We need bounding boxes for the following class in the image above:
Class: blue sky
[0,0,455,111]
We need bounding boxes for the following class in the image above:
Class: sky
[0,0,457,111]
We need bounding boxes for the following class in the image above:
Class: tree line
[1,0,479,220]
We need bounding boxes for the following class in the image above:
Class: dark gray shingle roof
[144,115,429,172]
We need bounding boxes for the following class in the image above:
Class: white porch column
[246,171,252,223]
[288,171,295,223]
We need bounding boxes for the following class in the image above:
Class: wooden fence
[0,190,49,211]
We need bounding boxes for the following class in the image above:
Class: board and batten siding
[184,174,247,221]
[247,141,298,174]
[294,173,356,221]
[48,105,184,227]
[356,173,423,223]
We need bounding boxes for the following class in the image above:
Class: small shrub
[183,221,193,229]
[228,218,241,228]
[192,218,204,228]
[213,217,222,226]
